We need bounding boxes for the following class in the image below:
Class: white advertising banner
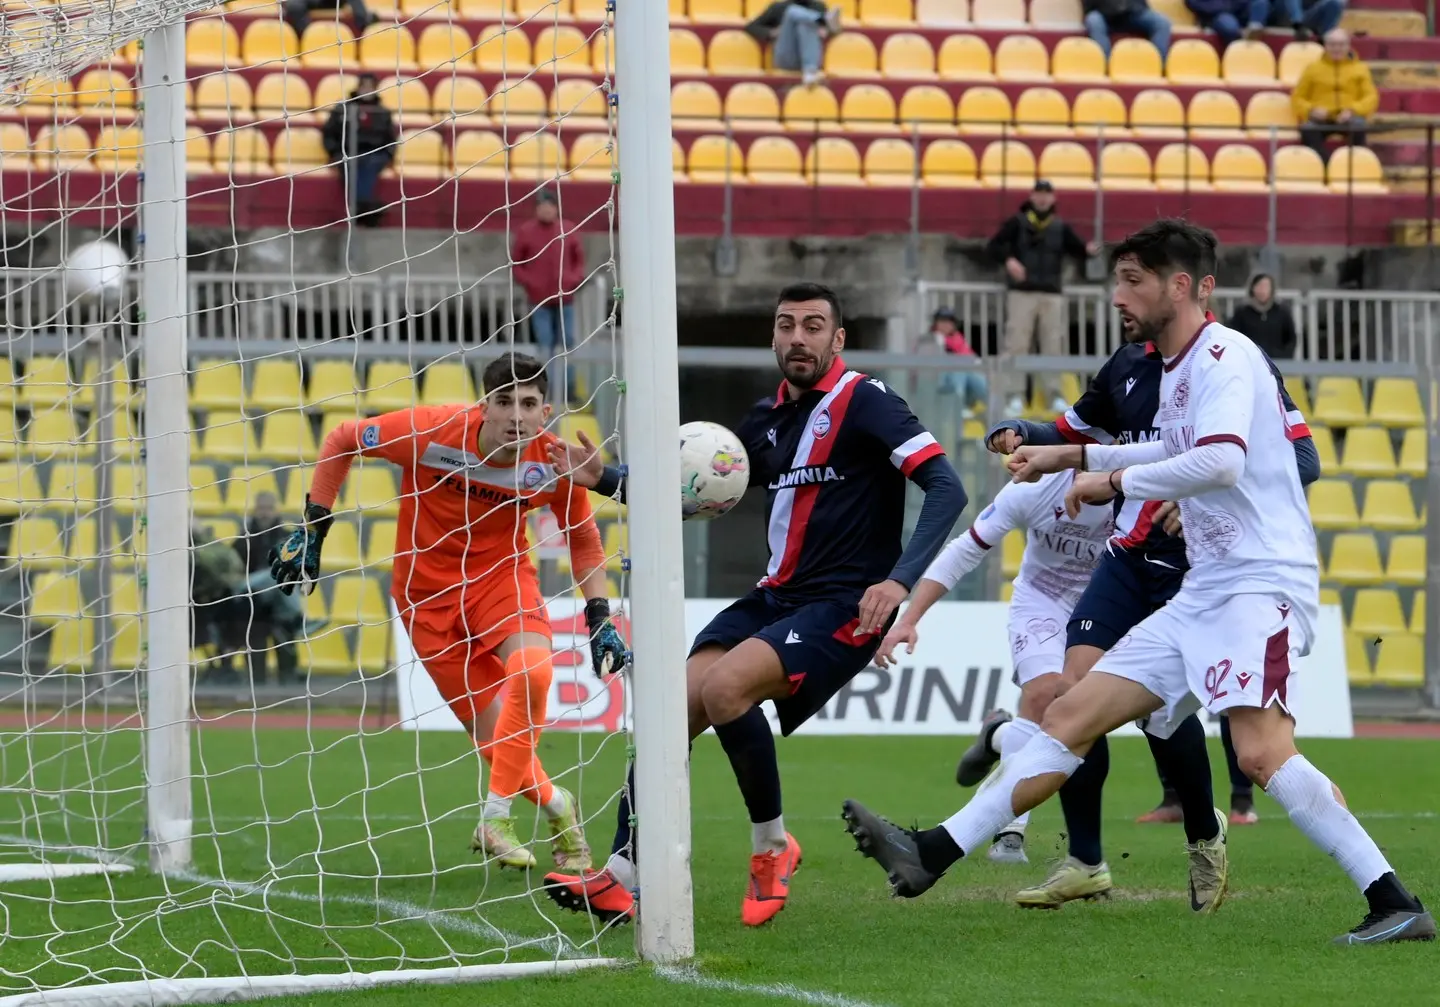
[396,600,1353,739]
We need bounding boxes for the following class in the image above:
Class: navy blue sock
[1147,733,1179,805]
[1221,716,1252,799]
[712,706,782,826]
[611,763,635,860]
[1149,715,1220,843]
[1058,733,1108,866]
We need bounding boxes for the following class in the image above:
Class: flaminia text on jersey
[767,465,845,490]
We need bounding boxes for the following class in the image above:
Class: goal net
[0,0,685,1001]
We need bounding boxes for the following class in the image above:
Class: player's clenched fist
[584,598,628,678]
[874,620,918,670]
[984,421,1024,455]
[1064,470,1120,518]
[268,496,333,596]
[1007,444,1081,483]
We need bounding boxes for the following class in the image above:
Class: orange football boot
[543,869,636,924]
[741,832,803,927]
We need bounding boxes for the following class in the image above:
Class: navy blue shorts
[690,587,890,737]
[1066,548,1187,652]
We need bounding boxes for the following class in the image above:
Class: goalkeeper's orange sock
[480,647,561,819]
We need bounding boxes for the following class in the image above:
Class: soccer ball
[61,240,130,307]
[680,421,750,521]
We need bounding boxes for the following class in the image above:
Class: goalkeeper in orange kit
[270,352,627,871]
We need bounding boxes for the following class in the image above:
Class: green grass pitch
[2,729,1437,1006]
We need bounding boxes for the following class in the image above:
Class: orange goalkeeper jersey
[311,405,604,611]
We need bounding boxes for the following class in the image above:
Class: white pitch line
[655,965,893,1007]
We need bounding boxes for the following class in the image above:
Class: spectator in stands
[917,306,988,419]
[985,181,1099,417]
[235,492,303,686]
[1082,0,1172,60]
[284,0,374,37]
[321,72,397,228]
[192,521,248,685]
[745,1,844,87]
[1186,0,1262,48]
[1226,274,1299,359]
[1259,0,1345,41]
[1292,28,1378,157]
[511,189,586,404]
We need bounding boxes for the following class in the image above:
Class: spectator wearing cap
[916,307,988,419]
[746,1,844,87]
[985,180,1099,417]
[510,189,587,403]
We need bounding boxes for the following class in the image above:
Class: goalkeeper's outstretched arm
[550,480,627,677]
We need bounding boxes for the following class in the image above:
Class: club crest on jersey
[980,503,996,520]
[521,462,548,489]
[811,408,832,439]
[1172,378,1189,411]
[361,424,381,448]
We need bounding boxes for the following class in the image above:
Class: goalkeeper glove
[268,496,333,596]
[584,598,628,678]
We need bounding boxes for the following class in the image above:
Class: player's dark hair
[1109,219,1218,297]
[776,282,844,328]
[482,352,548,398]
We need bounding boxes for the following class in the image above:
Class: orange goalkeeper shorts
[401,576,552,722]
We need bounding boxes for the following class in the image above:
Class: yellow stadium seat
[1110,39,1164,84]
[1099,142,1154,189]
[1148,0,1199,29]
[512,128,565,180]
[300,630,353,675]
[194,73,255,124]
[421,361,477,403]
[1070,88,1129,137]
[1001,529,1024,575]
[1398,428,1426,479]
[213,127,272,175]
[354,621,391,673]
[313,73,356,110]
[747,135,805,184]
[242,20,300,66]
[363,519,397,572]
[192,360,245,411]
[1286,377,1312,417]
[28,573,83,624]
[1188,90,1245,139]
[106,465,143,514]
[396,129,448,178]
[956,86,1012,135]
[198,411,258,462]
[1278,40,1323,87]
[1166,38,1220,83]
[186,127,212,175]
[569,132,615,181]
[1361,480,1421,532]
[534,25,589,73]
[980,140,1036,188]
[46,464,98,511]
[1326,146,1387,195]
[880,33,936,79]
[49,618,99,672]
[26,410,80,461]
[1130,89,1186,139]
[1273,144,1327,193]
[915,0,971,22]
[1344,632,1373,685]
[32,125,95,172]
[687,134,744,183]
[255,74,315,125]
[188,18,242,67]
[248,360,305,412]
[1320,586,1342,609]
[378,76,433,127]
[452,128,504,179]
[273,127,329,171]
[1210,144,1267,192]
[805,137,865,185]
[1245,91,1298,140]
[1410,590,1426,634]
[0,411,16,458]
[1051,37,1107,83]
[689,0,743,22]
[549,77,609,129]
[971,0,1027,25]
[188,463,226,516]
[1311,425,1339,474]
[1031,0,1083,24]
[1038,141,1095,189]
[359,25,418,71]
[257,412,319,462]
[93,125,143,175]
[1350,589,1407,637]
[863,137,917,186]
[417,23,473,68]
[898,85,955,133]
[475,23,533,71]
[782,85,840,132]
[0,357,13,407]
[1221,40,1276,83]
[994,36,1050,82]
[1327,532,1383,586]
[825,33,880,77]
[20,357,75,408]
[434,77,490,122]
[1387,534,1425,587]
[0,124,29,169]
[859,0,912,23]
[306,360,362,414]
[1312,377,1367,426]
[456,0,509,15]
[9,515,67,571]
[298,22,357,69]
[1307,478,1359,530]
[489,79,547,129]
[20,77,75,116]
[0,463,43,516]
[921,138,980,187]
[364,361,418,412]
[668,28,706,74]
[937,34,993,81]
[708,28,762,73]
[319,521,362,573]
[224,465,282,514]
[339,464,401,518]
[75,69,136,122]
[1374,633,1424,687]
[723,81,781,131]
[1015,88,1071,136]
[840,84,899,133]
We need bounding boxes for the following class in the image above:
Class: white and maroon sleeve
[921,480,1028,589]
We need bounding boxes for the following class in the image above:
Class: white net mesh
[0,1,633,999]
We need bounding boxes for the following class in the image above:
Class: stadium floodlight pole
[614,0,696,963]
[140,19,194,874]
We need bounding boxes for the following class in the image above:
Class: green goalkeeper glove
[585,598,629,678]
[268,496,333,596]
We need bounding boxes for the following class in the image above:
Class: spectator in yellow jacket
[1291,29,1379,157]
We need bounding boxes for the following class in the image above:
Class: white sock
[540,788,570,820]
[1265,754,1392,892]
[752,815,787,854]
[481,792,512,820]
[943,731,1082,856]
[994,718,1039,835]
[605,852,635,888]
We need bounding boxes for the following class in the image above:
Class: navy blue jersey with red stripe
[1055,338,1310,558]
[733,358,946,603]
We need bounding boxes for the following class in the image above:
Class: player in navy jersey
[542,282,968,927]
[952,309,1320,911]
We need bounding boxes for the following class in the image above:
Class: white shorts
[1094,589,1311,739]
[1008,594,1070,687]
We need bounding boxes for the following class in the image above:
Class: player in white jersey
[874,471,1113,864]
[842,219,1434,944]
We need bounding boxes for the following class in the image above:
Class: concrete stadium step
[1371,61,1440,90]
[1344,8,1429,36]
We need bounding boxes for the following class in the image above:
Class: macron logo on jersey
[769,465,843,490]
[1124,378,1136,396]
[1209,344,1226,361]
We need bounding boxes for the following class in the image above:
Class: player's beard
[777,346,831,389]
[1120,301,1174,345]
